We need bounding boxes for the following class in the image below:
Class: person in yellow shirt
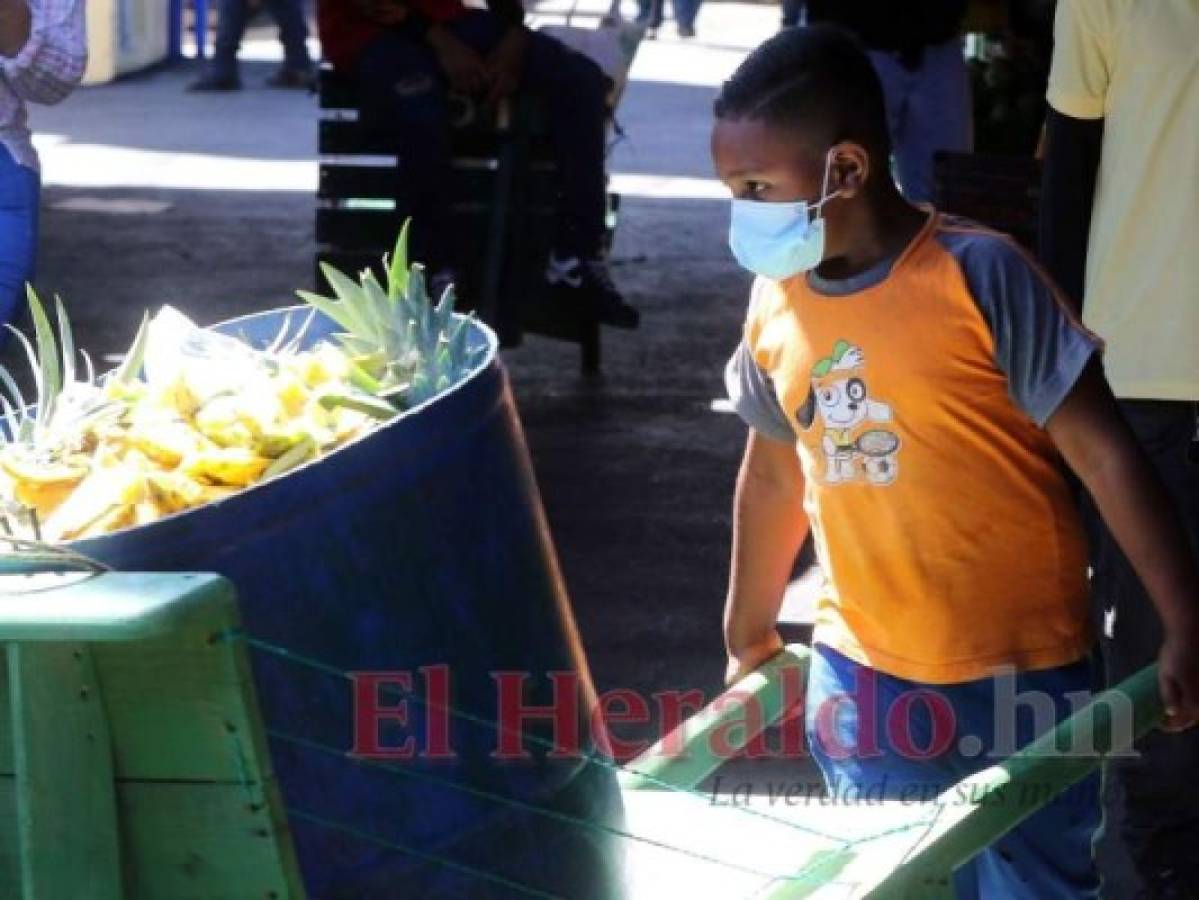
[1040,2,1199,895]
[716,25,1199,898]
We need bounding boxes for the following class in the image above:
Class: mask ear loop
[812,149,843,216]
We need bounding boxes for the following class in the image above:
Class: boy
[713,27,1199,898]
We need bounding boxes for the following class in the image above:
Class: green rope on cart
[216,628,853,845]
[212,626,954,895]
[265,725,827,884]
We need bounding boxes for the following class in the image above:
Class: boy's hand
[1047,363,1199,732]
[1159,620,1199,731]
[725,629,785,686]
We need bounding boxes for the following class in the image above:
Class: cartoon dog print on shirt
[795,340,901,486]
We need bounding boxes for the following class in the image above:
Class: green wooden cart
[0,559,1162,898]
[618,647,1159,898]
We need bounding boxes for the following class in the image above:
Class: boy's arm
[724,430,809,685]
[1047,361,1199,730]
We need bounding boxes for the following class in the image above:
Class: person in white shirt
[0,0,86,331]
[1040,1,1199,895]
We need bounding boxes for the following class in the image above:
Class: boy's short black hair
[714,25,891,159]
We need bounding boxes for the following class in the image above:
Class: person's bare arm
[723,430,809,684]
[0,0,32,58]
[1047,361,1199,730]
[1038,109,1104,312]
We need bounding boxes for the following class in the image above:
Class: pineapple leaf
[111,312,150,385]
[346,357,383,394]
[55,296,75,389]
[0,364,28,425]
[296,287,360,334]
[404,267,436,351]
[359,270,393,340]
[265,310,294,355]
[387,219,411,300]
[403,264,427,326]
[318,391,399,420]
[376,382,410,402]
[435,283,456,336]
[0,395,19,443]
[26,286,61,427]
[447,318,469,366]
[335,334,380,358]
[5,325,43,443]
[263,434,316,481]
[282,308,318,355]
[320,265,375,337]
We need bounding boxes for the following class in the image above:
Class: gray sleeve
[949,233,1102,427]
[724,342,796,442]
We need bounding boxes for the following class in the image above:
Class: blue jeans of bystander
[868,38,972,204]
[212,0,311,78]
[0,144,39,333]
[636,0,702,31]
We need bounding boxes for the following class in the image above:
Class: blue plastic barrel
[73,308,624,898]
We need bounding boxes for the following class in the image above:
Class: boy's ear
[796,386,817,430]
[831,143,870,199]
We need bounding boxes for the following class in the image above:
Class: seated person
[319,0,639,329]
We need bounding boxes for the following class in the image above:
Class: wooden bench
[317,68,621,373]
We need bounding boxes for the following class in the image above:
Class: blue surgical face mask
[728,151,841,279]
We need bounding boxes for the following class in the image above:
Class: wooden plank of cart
[618,647,1161,898]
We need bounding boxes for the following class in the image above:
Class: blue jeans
[0,144,39,333]
[213,0,311,76]
[806,645,1100,898]
[636,0,702,29]
[868,38,972,204]
[355,13,609,271]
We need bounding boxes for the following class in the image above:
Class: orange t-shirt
[727,213,1101,683]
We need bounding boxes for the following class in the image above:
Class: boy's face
[711,117,868,264]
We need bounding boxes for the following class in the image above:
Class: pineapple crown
[0,286,128,454]
[296,221,487,408]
